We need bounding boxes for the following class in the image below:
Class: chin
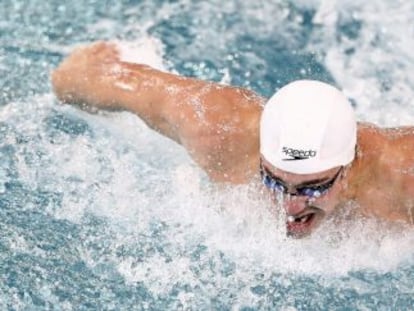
[285,206,326,239]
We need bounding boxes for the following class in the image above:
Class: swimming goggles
[260,163,343,198]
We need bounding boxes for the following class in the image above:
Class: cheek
[309,191,339,210]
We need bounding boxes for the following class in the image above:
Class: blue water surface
[1,0,414,310]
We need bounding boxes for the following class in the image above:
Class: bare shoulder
[353,122,414,222]
[169,83,265,183]
[356,122,384,155]
[51,41,266,184]
[359,123,414,192]
[383,126,414,168]
[358,122,414,162]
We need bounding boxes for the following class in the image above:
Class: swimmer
[52,42,414,238]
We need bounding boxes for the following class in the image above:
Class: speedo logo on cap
[282,147,317,161]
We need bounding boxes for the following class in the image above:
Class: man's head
[260,80,357,237]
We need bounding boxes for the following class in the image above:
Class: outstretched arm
[52,42,265,183]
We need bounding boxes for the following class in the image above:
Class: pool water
[1,0,414,310]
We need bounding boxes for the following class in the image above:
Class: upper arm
[163,84,264,183]
[52,42,265,183]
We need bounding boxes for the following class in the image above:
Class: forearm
[101,62,206,142]
[51,42,265,183]
[51,42,264,155]
[52,48,211,143]
[53,59,161,110]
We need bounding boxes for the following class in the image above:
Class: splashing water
[1,0,414,309]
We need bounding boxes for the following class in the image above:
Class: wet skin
[52,42,414,237]
[261,158,346,238]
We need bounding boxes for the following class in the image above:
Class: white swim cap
[260,80,357,174]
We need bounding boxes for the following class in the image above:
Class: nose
[282,194,308,215]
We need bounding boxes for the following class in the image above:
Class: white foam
[86,18,117,33]
[309,0,414,126]
[4,1,414,302]
[114,37,167,71]
[3,72,413,296]
[312,0,338,26]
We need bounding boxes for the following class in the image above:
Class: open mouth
[286,207,325,238]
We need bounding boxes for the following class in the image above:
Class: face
[260,158,345,238]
